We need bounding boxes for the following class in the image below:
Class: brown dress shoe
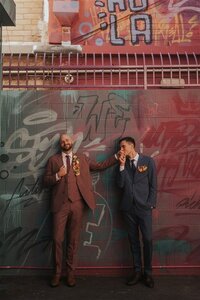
[67,271,76,287]
[50,275,60,287]
[126,272,142,286]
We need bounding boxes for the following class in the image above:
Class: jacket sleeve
[87,154,118,171]
[116,168,128,189]
[147,158,157,208]
[43,157,58,187]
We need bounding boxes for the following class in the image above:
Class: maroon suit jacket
[43,152,117,213]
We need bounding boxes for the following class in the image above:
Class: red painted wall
[48,0,200,53]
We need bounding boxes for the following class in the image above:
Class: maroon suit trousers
[53,199,85,275]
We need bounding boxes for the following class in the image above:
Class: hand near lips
[118,150,126,166]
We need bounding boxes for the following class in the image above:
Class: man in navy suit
[117,136,157,288]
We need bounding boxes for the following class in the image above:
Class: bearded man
[43,133,118,288]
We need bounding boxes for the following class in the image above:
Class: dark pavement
[0,273,200,300]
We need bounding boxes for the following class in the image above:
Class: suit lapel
[134,155,148,182]
[137,155,142,167]
[55,153,63,167]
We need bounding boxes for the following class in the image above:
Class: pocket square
[137,165,148,172]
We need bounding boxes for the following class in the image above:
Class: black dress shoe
[50,275,60,287]
[143,274,154,288]
[126,272,142,286]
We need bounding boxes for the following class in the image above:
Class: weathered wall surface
[0,90,200,273]
[2,1,200,53]
[2,0,44,44]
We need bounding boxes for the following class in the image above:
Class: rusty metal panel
[2,53,200,90]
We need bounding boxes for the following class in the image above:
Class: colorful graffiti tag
[0,90,200,272]
[48,0,200,52]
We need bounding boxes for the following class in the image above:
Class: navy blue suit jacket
[117,154,157,211]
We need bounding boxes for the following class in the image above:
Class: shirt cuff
[120,166,125,172]
[56,173,60,181]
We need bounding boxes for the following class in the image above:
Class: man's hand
[118,150,126,166]
[57,165,67,178]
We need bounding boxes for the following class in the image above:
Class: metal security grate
[2,52,200,89]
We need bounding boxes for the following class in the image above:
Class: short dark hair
[119,136,135,147]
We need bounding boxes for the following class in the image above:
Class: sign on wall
[49,0,200,53]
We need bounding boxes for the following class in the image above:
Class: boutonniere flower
[72,155,80,176]
[137,165,148,172]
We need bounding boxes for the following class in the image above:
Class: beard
[61,143,73,152]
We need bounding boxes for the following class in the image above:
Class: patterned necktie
[66,155,70,174]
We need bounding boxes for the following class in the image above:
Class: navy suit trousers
[122,204,153,275]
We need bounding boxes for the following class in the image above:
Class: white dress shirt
[56,151,73,180]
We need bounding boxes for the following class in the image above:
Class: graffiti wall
[49,0,200,52]
[0,90,200,273]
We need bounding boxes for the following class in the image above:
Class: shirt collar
[62,151,73,159]
[129,153,139,163]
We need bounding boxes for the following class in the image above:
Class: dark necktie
[130,159,136,174]
[66,155,70,174]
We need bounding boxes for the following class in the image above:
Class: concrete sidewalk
[0,274,200,300]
